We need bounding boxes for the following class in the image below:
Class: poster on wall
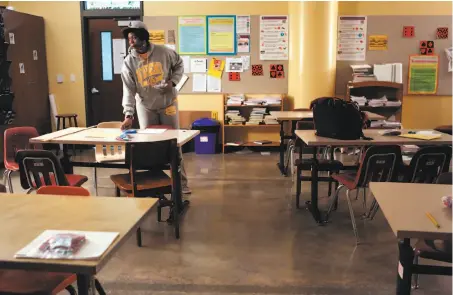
[408,55,439,95]
[237,15,251,34]
[259,15,289,61]
[368,35,388,51]
[237,34,250,53]
[178,16,207,55]
[337,16,367,61]
[207,15,236,55]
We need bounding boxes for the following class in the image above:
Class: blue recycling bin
[192,118,220,154]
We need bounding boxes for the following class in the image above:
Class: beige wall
[8,1,452,129]
[11,1,86,126]
[339,1,453,129]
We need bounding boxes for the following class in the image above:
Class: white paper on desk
[225,57,243,72]
[15,230,119,260]
[207,75,221,92]
[175,74,188,91]
[137,129,167,134]
[181,56,190,73]
[190,58,207,73]
[192,74,207,92]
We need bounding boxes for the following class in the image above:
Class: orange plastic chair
[36,186,91,196]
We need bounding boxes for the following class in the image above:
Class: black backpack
[310,97,371,140]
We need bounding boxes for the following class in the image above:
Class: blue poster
[178,16,207,55]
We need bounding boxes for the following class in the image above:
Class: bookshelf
[222,94,285,153]
[345,81,404,122]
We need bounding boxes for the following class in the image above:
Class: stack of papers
[247,108,266,125]
[226,95,245,106]
[385,100,402,107]
[350,64,372,74]
[225,110,246,125]
[264,115,279,125]
[368,95,388,107]
[243,97,282,106]
[351,95,367,106]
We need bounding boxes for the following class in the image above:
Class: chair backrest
[95,122,124,162]
[15,150,69,190]
[4,127,41,164]
[97,121,122,128]
[36,186,90,196]
[355,145,402,187]
[125,139,178,195]
[407,146,452,184]
[436,172,452,184]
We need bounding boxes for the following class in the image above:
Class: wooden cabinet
[345,81,404,122]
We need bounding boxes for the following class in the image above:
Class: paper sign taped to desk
[137,129,167,134]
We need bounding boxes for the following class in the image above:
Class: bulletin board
[335,15,452,96]
[143,15,288,94]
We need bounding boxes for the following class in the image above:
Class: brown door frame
[80,1,143,126]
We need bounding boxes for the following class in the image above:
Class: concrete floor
[6,151,452,294]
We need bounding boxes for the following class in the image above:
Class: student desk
[270,111,386,175]
[369,183,452,295]
[295,129,453,224]
[30,127,200,236]
[0,193,157,295]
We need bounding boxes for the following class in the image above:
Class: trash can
[191,118,220,154]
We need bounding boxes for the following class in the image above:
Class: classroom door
[87,18,138,125]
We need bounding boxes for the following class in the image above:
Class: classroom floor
[5,151,452,295]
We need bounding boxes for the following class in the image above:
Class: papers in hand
[15,230,119,260]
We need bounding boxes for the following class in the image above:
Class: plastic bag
[37,233,86,259]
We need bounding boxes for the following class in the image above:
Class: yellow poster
[207,16,236,54]
[207,58,225,78]
[368,35,388,51]
[149,30,165,45]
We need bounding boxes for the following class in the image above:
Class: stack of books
[247,108,266,125]
[350,64,376,82]
[225,110,246,125]
[226,95,245,106]
[368,95,388,107]
[264,114,279,125]
[385,100,402,107]
[262,96,282,106]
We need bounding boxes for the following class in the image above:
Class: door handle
[91,87,100,94]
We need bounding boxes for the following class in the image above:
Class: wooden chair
[326,145,402,244]
[93,121,124,195]
[412,172,452,289]
[110,139,181,242]
[0,185,105,295]
[15,150,88,194]
[3,127,42,193]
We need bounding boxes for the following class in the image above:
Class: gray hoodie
[121,44,184,116]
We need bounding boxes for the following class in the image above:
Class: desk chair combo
[0,185,106,295]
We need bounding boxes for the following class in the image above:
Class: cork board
[143,15,288,94]
[335,15,452,96]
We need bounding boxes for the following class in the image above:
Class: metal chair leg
[412,254,420,289]
[296,165,302,208]
[65,285,77,295]
[355,188,360,200]
[93,167,98,196]
[326,184,345,220]
[369,203,380,220]
[345,189,360,244]
[25,188,34,194]
[136,227,142,247]
[328,171,333,197]
[290,145,295,182]
[95,278,107,295]
[362,187,367,209]
[6,169,13,193]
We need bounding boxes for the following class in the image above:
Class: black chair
[110,139,181,242]
[294,120,344,208]
[326,145,402,244]
[412,172,452,289]
[404,146,452,183]
[15,149,88,193]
